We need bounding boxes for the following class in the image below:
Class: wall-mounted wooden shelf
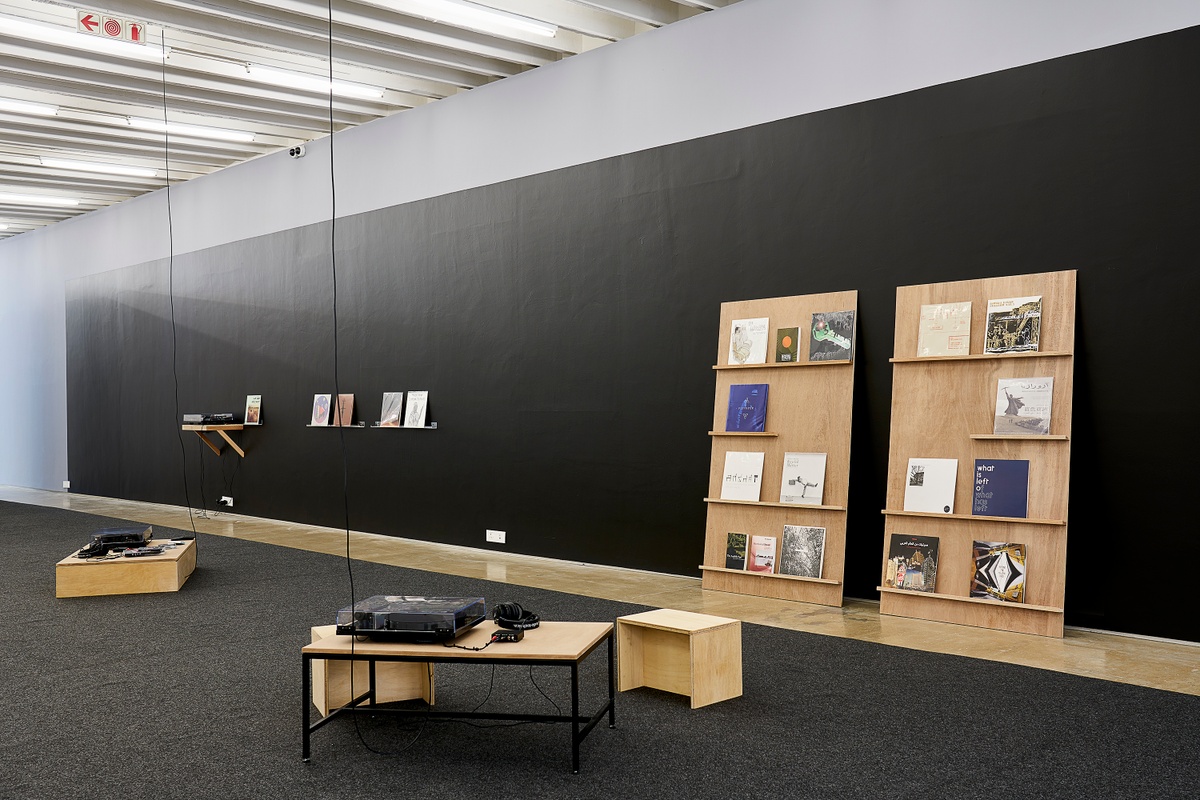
[708,431,779,437]
[705,498,846,512]
[182,424,245,458]
[881,509,1065,526]
[969,434,1068,441]
[889,351,1072,364]
[876,587,1064,614]
[702,566,841,586]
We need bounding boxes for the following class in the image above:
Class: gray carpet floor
[1,500,1197,799]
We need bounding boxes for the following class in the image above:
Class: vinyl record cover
[917,301,971,356]
[404,390,429,428]
[379,392,403,427]
[333,393,354,427]
[725,532,748,571]
[720,451,765,502]
[725,384,768,432]
[971,540,1026,603]
[778,525,826,579]
[994,377,1054,435]
[311,394,331,426]
[775,326,799,363]
[972,459,1029,518]
[984,295,1042,354]
[884,534,940,593]
[728,317,769,365]
[746,535,776,574]
[243,394,261,425]
[808,310,855,362]
[779,452,827,505]
[903,458,958,514]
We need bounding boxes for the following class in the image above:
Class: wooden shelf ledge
[969,434,1069,441]
[708,431,779,437]
[702,566,840,585]
[889,351,1072,363]
[181,424,245,458]
[880,509,1064,525]
[876,587,1063,614]
[706,498,846,511]
[712,360,852,370]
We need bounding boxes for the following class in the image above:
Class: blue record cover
[725,384,768,432]
[972,459,1029,518]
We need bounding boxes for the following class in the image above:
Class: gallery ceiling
[0,0,738,238]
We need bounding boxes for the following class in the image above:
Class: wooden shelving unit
[880,270,1075,637]
[182,424,245,458]
[700,291,857,608]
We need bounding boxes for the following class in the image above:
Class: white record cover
[728,317,769,365]
[994,377,1054,435]
[403,390,429,428]
[779,452,827,505]
[243,394,262,425]
[379,392,403,427]
[903,458,958,514]
[917,301,971,356]
[720,451,765,502]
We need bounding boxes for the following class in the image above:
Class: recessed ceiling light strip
[407,0,558,38]
[126,117,255,143]
[40,157,157,178]
[0,97,59,116]
[245,65,384,100]
[0,191,80,207]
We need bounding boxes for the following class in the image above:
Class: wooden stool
[309,625,435,716]
[616,608,742,709]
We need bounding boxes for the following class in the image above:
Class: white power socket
[62,480,70,490]
[219,496,234,508]
[486,529,506,544]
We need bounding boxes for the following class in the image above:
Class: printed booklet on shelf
[728,317,769,365]
[971,540,1026,603]
[720,451,765,502]
[725,532,748,570]
[779,452,827,505]
[244,394,262,425]
[746,535,776,574]
[917,301,971,356]
[972,459,1029,518]
[808,310,856,362]
[778,525,826,579]
[775,326,799,363]
[725,384,768,432]
[311,394,331,426]
[404,390,429,428]
[333,393,355,427]
[993,377,1054,435]
[884,534,940,592]
[984,295,1042,354]
[903,458,958,514]
[379,392,403,427]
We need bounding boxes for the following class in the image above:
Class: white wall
[3,0,1199,490]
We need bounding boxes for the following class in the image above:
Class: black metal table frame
[302,628,615,773]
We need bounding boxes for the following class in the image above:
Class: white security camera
[288,144,306,159]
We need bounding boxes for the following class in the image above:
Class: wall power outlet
[486,529,506,544]
[219,496,234,508]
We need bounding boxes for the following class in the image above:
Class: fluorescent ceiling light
[0,14,166,62]
[409,0,557,38]
[0,192,79,207]
[246,65,384,100]
[0,97,58,116]
[41,157,157,178]
[126,117,255,143]
[0,224,8,230]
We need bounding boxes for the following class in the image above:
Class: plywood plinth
[55,538,196,598]
[617,609,742,709]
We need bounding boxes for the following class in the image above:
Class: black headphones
[492,602,540,631]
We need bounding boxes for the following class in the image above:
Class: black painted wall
[66,28,1200,641]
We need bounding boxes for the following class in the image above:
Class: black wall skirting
[66,26,1200,642]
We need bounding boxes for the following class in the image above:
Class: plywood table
[309,624,435,716]
[56,538,196,598]
[302,621,614,772]
[617,608,742,709]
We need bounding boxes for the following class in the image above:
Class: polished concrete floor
[7,485,1196,696]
